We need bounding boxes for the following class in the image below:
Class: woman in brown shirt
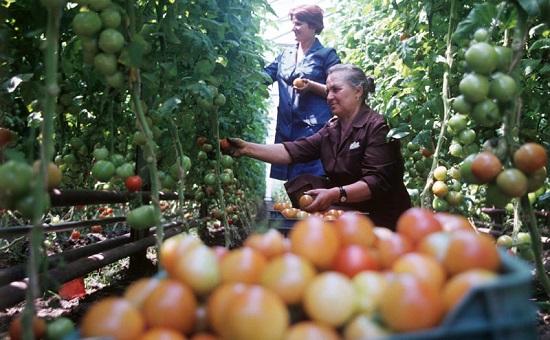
[225,64,411,229]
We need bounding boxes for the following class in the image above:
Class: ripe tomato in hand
[125,175,143,192]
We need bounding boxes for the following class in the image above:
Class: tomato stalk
[506,3,550,300]
[23,2,63,339]
[420,0,458,209]
[167,120,190,231]
[127,0,163,260]
[210,107,234,248]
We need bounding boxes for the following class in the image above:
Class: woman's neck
[298,37,315,54]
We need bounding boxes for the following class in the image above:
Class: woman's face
[326,72,361,117]
[291,18,316,43]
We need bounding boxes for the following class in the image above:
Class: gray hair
[328,64,375,102]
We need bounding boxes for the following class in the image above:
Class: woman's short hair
[289,5,325,34]
[328,64,375,101]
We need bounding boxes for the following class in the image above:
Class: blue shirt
[263,38,341,180]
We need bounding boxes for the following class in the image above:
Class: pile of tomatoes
[56,206,509,340]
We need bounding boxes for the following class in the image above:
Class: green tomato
[489,73,517,102]
[89,0,112,11]
[485,183,511,208]
[432,196,449,212]
[126,205,159,229]
[181,155,192,173]
[105,71,125,88]
[214,94,226,107]
[93,147,109,160]
[220,154,234,169]
[94,53,118,76]
[219,172,233,185]
[433,165,448,181]
[446,190,463,206]
[458,128,476,145]
[449,142,464,158]
[459,73,489,103]
[473,28,489,42]
[15,191,51,219]
[526,167,547,193]
[198,150,208,161]
[496,168,528,198]
[73,11,102,37]
[470,98,500,127]
[204,173,218,187]
[110,153,125,167]
[447,114,468,132]
[494,46,513,72]
[0,160,34,197]
[46,317,75,340]
[465,42,498,75]
[92,160,116,182]
[100,7,121,29]
[115,163,135,180]
[496,234,514,248]
[98,28,125,54]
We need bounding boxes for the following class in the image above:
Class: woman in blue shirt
[263,4,341,181]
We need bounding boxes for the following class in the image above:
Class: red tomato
[125,175,143,191]
[332,244,379,278]
[71,231,81,239]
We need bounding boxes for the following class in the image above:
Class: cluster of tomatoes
[56,207,509,339]
[72,0,129,88]
[273,196,347,221]
[0,159,62,219]
[452,28,515,129]
[461,142,547,208]
[430,165,464,212]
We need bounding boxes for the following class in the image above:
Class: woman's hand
[221,137,247,157]
[301,187,339,212]
[293,78,311,94]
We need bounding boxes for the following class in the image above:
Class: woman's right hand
[221,137,246,157]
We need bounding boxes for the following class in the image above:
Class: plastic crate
[268,210,299,236]
[388,250,537,340]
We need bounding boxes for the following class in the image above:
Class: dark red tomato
[125,175,143,192]
[71,231,81,240]
[332,244,379,278]
[220,138,231,150]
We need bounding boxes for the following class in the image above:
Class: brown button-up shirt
[283,105,411,229]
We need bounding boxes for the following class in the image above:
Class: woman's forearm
[243,142,293,164]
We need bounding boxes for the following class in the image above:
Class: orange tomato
[80,297,146,340]
[219,246,267,284]
[220,285,290,340]
[331,244,379,278]
[299,194,314,208]
[470,151,503,182]
[513,142,548,174]
[415,231,452,263]
[170,244,221,296]
[281,207,297,218]
[442,269,498,313]
[303,271,356,327]
[260,252,317,305]
[342,313,391,339]
[141,279,198,334]
[433,212,475,233]
[8,315,47,340]
[243,228,286,260]
[379,274,444,333]
[352,270,388,314]
[206,283,250,335]
[333,211,377,247]
[396,207,443,245]
[375,231,414,269]
[289,217,341,270]
[138,327,188,340]
[160,234,202,274]
[283,320,340,340]
[443,230,501,275]
[391,252,447,290]
[124,277,162,308]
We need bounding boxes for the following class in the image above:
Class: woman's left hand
[293,78,311,94]
[301,188,337,212]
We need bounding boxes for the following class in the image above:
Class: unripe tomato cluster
[452,28,516,130]
[72,0,127,88]
[461,142,547,208]
[0,159,61,218]
[73,207,508,339]
[430,165,464,212]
